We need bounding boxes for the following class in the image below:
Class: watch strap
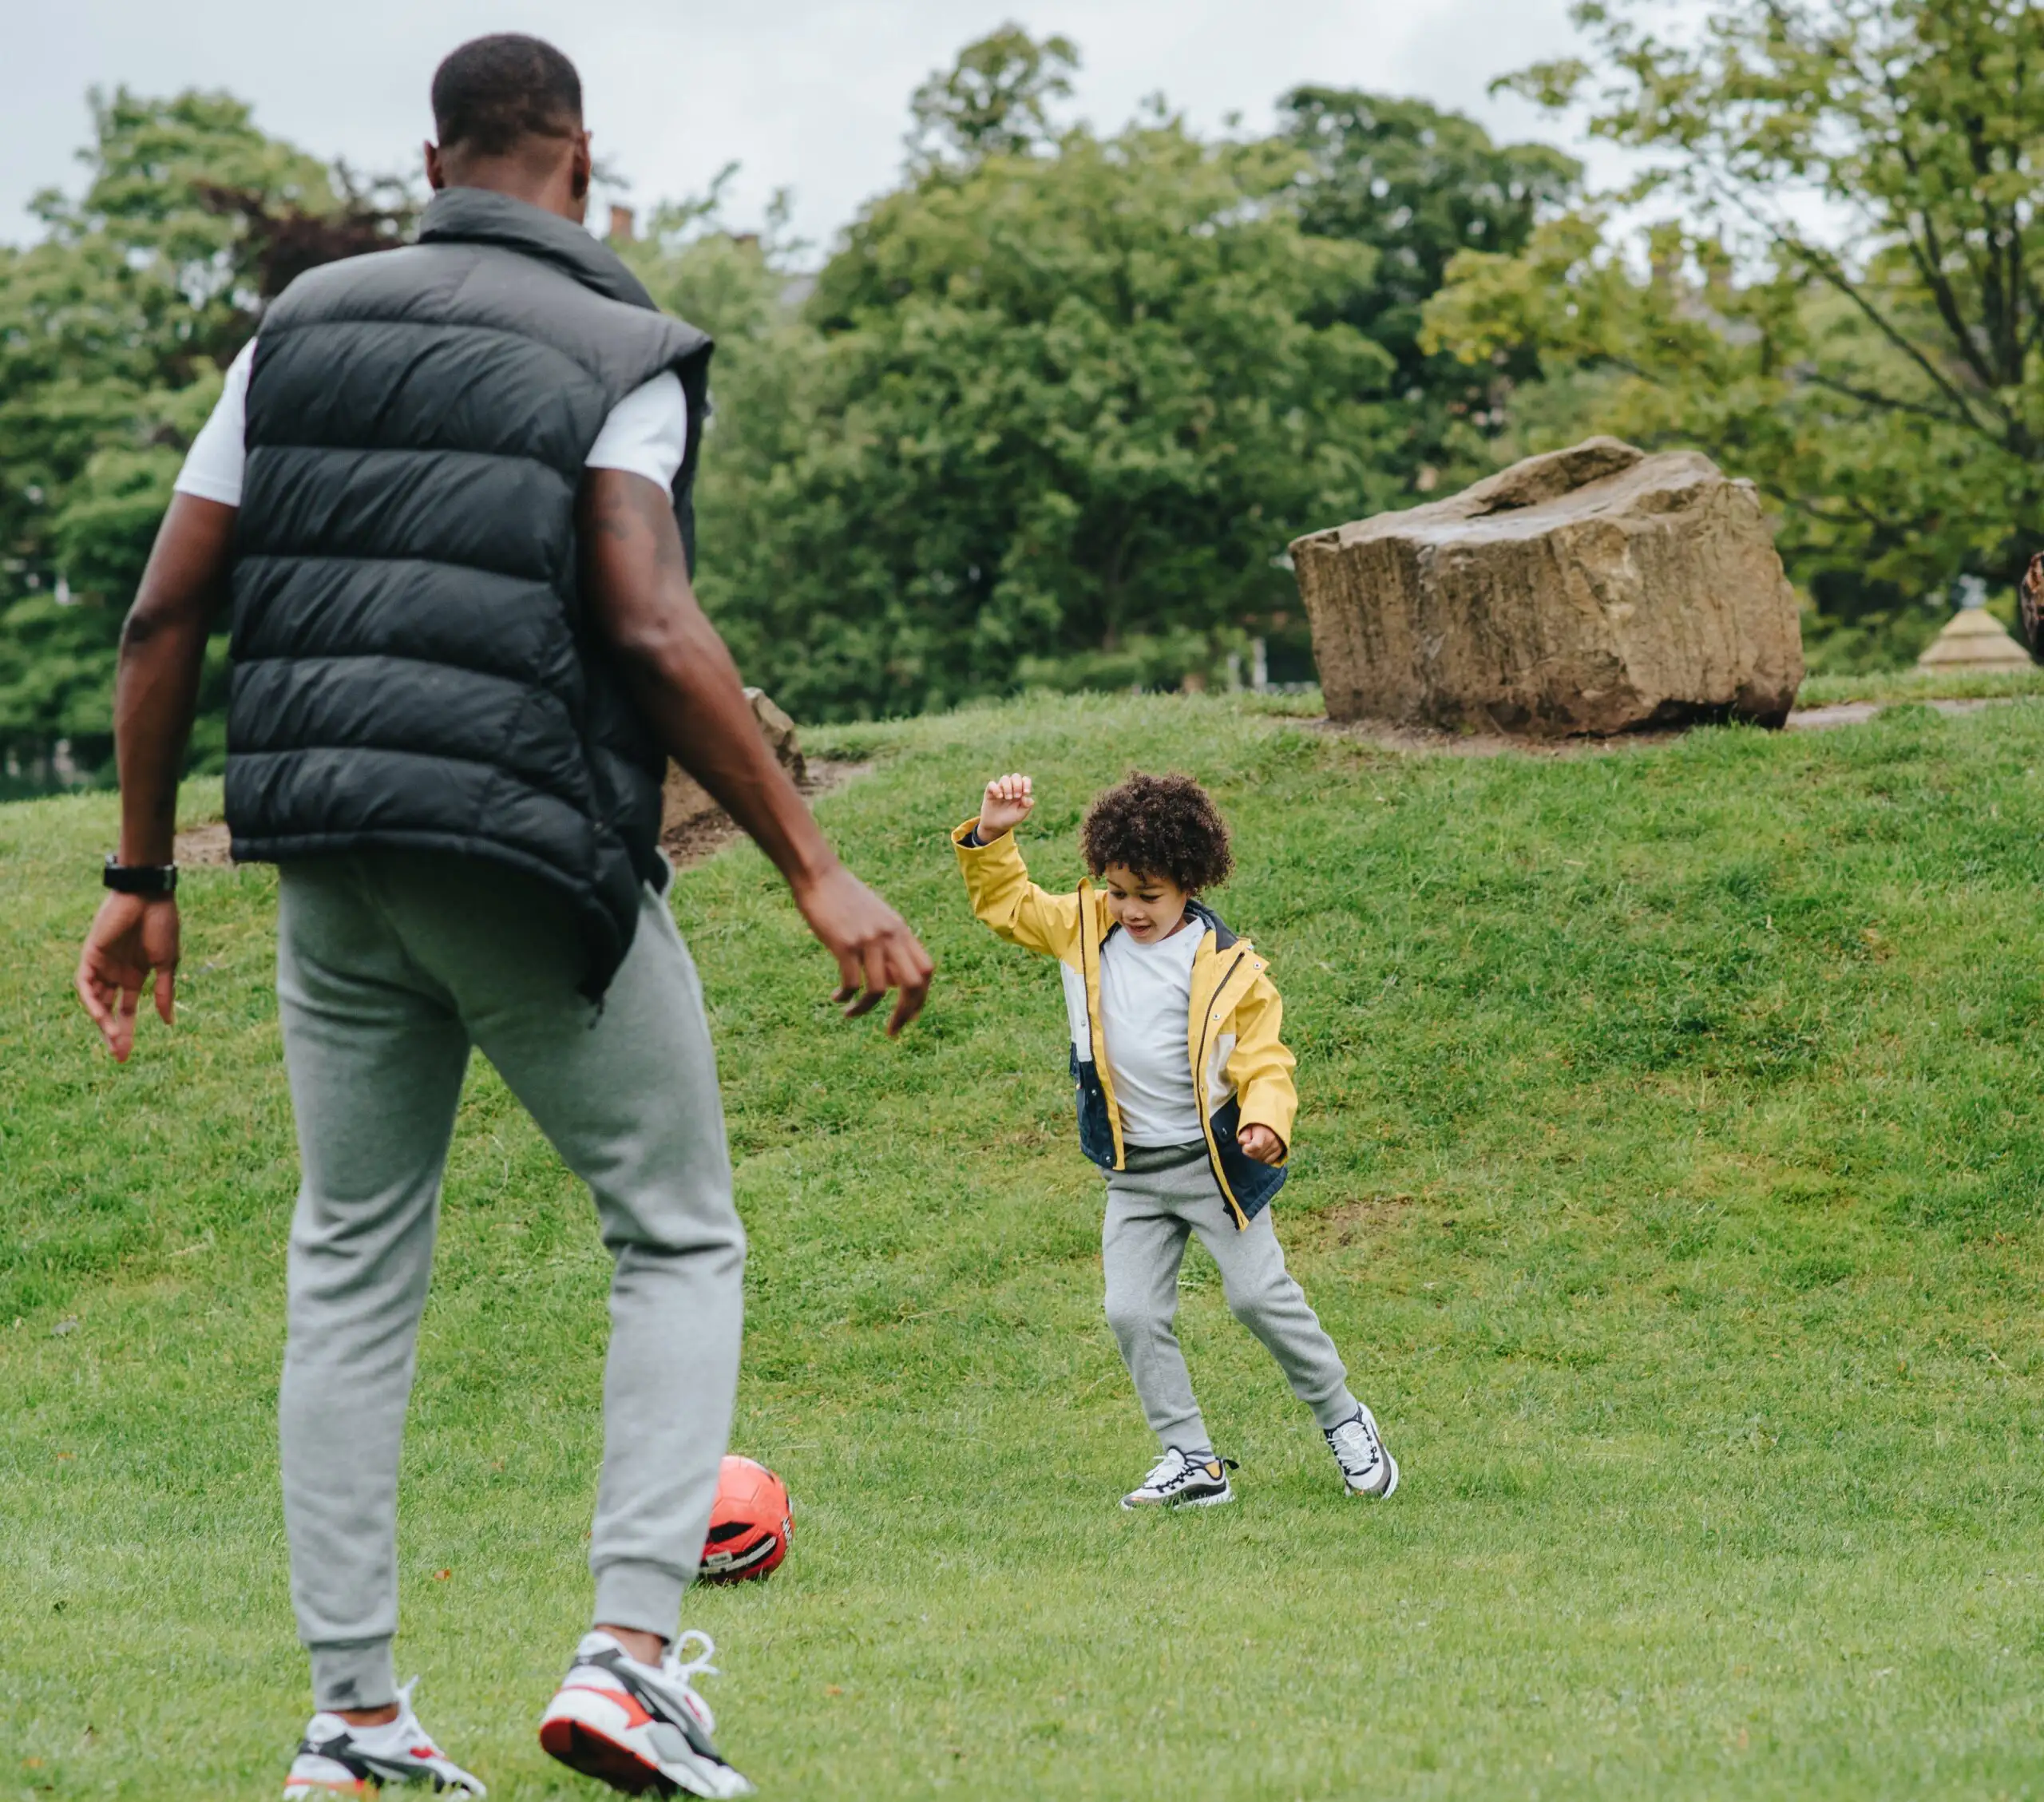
[103,855,177,895]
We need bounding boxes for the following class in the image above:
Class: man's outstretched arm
[75,493,237,1059]
[578,468,933,1036]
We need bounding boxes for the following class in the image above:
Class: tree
[906,24,1079,165]
[1281,89,1578,419]
[1424,0,2044,630]
[704,103,1396,720]
[0,89,410,782]
[616,195,836,697]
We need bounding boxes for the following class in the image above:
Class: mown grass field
[9,691,2044,1799]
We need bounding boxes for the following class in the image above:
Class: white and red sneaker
[538,1630,754,1798]
[283,1677,485,1798]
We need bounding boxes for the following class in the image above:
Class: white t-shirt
[1099,921,1204,1147]
[172,338,691,506]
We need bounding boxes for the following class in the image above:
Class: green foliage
[1280,87,1580,492]
[697,113,1396,719]
[692,58,1593,717]
[4,29,1575,752]
[14,695,2044,1793]
[906,22,1079,165]
[1425,0,2044,616]
[0,89,409,781]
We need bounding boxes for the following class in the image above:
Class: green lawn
[1796,666,2044,707]
[9,692,2044,1799]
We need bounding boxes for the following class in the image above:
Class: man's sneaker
[1325,1404,1399,1498]
[538,1630,755,1799]
[283,1677,485,1798]
[1119,1447,1238,1510]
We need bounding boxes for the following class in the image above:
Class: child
[954,770,1397,1508]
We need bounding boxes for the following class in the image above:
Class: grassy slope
[7,694,2044,1800]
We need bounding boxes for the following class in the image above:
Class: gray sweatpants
[1103,1150,1357,1455]
[274,852,745,1713]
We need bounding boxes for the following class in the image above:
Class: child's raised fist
[978,772,1035,840]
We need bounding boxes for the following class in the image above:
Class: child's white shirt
[1099,921,1204,1147]
[172,339,690,506]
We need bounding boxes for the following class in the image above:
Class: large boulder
[661,687,806,838]
[1289,437,1804,735]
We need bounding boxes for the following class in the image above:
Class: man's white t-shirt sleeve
[584,371,690,489]
[170,347,690,506]
[172,339,256,506]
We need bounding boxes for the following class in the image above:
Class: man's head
[425,34,592,222]
[1082,773,1234,943]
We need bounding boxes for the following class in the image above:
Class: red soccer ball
[699,1455,792,1582]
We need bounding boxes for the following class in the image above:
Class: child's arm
[953,773,1085,961]
[1226,970,1297,1164]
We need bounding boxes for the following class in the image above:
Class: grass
[1796,666,2044,706]
[9,691,2044,1799]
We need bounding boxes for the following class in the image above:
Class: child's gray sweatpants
[1103,1148,1357,1455]
[274,852,746,1713]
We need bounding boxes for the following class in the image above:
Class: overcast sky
[9,0,1627,253]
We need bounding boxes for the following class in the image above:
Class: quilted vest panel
[224,188,713,994]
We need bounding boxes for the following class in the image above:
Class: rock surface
[661,688,806,838]
[1289,437,1804,735]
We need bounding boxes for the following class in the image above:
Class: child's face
[1100,865,1191,943]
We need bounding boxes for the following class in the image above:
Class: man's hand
[978,772,1035,839]
[792,863,934,1037]
[76,892,180,1063]
[1238,1123,1285,1166]
[73,491,232,1063]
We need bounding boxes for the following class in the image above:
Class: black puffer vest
[224,187,713,994]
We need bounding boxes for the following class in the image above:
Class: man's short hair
[432,34,583,156]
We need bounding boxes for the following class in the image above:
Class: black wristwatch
[103,855,177,896]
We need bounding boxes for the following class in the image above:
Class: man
[73,34,931,1802]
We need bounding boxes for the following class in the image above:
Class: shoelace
[667,1630,719,1685]
[1329,1420,1380,1472]
[1140,1450,1194,1491]
[657,1630,722,1735]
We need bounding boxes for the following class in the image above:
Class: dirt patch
[1286,1193,1419,1247]
[173,822,232,866]
[660,758,871,869]
[1304,718,1689,759]
[172,760,873,874]
[1303,691,2037,757]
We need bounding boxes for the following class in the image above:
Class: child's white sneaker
[1325,1404,1399,1498]
[538,1629,755,1798]
[283,1677,484,1798]
[1120,1447,1238,1509]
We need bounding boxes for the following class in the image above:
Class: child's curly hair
[1080,772,1234,893]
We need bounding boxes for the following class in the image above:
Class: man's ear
[425,141,446,191]
[570,129,592,201]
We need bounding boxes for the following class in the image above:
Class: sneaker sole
[540,1693,754,1800]
[540,1718,672,1797]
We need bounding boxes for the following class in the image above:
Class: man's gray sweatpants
[1103,1149,1356,1455]
[274,852,745,1713]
